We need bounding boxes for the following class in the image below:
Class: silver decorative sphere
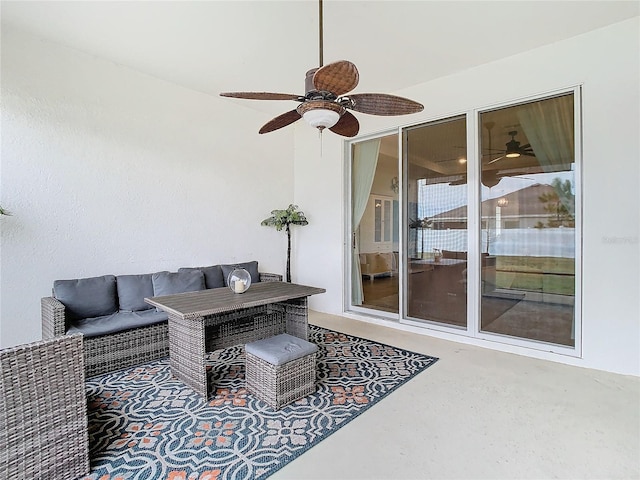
[228,268,251,294]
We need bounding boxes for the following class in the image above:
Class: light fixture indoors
[391,176,399,193]
[505,130,522,158]
[297,101,343,130]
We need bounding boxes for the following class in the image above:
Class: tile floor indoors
[272,311,640,480]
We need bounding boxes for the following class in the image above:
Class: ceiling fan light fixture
[505,131,522,158]
[303,109,340,129]
[297,101,344,130]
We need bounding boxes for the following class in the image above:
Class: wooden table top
[145,281,325,318]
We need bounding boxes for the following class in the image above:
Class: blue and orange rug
[83,325,438,480]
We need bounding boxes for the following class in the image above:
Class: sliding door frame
[471,86,583,357]
[344,85,582,358]
[343,128,401,321]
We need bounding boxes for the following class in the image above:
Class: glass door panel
[404,116,468,328]
[479,94,576,346]
[351,134,399,314]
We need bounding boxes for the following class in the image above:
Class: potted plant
[409,217,432,259]
[261,204,308,283]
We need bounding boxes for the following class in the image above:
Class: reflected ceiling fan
[485,129,535,164]
[448,170,510,188]
[220,0,424,137]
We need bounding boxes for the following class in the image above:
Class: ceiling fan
[219,0,424,137]
[485,130,535,165]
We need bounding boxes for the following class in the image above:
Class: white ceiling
[2,1,638,116]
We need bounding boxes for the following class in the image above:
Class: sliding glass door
[478,93,577,346]
[350,134,399,315]
[404,116,468,328]
[347,89,579,352]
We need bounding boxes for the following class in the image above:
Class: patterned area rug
[82,325,438,480]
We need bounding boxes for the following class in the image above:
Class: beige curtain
[351,138,381,305]
[518,94,575,215]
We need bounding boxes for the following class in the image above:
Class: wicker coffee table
[145,282,325,398]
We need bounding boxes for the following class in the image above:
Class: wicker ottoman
[245,333,318,410]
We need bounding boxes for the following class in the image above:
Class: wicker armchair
[0,334,89,480]
[42,271,283,377]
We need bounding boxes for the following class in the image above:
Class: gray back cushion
[178,265,225,289]
[221,261,260,286]
[152,270,205,297]
[116,273,156,311]
[53,275,118,320]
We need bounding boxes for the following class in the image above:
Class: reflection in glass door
[349,91,579,352]
[351,134,399,314]
[404,116,468,328]
[479,93,576,346]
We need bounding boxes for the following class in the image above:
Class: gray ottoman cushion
[54,275,118,320]
[245,333,317,366]
[178,265,225,289]
[221,261,260,286]
[117,273,157,311]
[152,270,205,297]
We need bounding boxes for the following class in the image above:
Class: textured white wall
[294,18,640,375]
[0,27,294,347]
[2,18,637,375]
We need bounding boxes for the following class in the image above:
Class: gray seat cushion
[67,310,168,338]
[54,275,118,320]
[152,270,205,297]
[245,333,317,366]
[178,265,225,289]
[117,273,158,311]
[221,261,260,286]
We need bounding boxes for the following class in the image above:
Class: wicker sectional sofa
[41,261,282,377]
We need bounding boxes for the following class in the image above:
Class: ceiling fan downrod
[319,0,324,68]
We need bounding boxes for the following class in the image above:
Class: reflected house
[411,181,575,257]
[423,181,576,299]
[431,182,573,233]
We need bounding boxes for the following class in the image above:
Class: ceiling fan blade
[220,92,301,101]
[313,60,359,95]
[348,93,424,116]
[486,155,505,165]
[258,109,302,134]
[329,111,360,137]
